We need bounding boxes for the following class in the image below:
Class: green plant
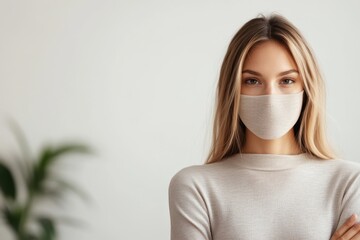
[0,120,93,240]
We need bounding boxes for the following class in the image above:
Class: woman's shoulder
[168,164,205,195]
[321,156,360,168]
[335,158,360,176]
[168,160,229,190]
[169,163,213,185]
[310,155,360,177]
[336,158,360,169]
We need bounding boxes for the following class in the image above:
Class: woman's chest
[206,171,339,239]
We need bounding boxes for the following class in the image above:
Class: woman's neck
[241,129,302,155]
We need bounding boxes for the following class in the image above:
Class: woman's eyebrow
[242,69,299,77]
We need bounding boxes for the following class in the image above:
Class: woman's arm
[330,172,360,239]
[168,168,212,240]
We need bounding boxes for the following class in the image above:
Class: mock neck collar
[228,152,311,171]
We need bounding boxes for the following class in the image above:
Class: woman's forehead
[243,40,298,73]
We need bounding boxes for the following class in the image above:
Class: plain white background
[0,0,359,239]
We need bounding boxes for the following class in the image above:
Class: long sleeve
[168,155,360,240]
[335,172,360,230]
[168,168,212,240]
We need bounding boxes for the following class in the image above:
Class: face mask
[239,90,304,140]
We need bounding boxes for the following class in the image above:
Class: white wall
[0,0,359,239]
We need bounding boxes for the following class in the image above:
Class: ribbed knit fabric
[168,152,360,240]
[239,91,304,140]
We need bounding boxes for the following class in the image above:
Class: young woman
[168,13,360,240]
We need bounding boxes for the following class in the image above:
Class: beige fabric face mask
[239,90,304,140]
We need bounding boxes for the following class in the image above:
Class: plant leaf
[33,214,85,229]
[38,143,92,174]
[6,117,33,176]
[1,204,23,233]
[51,178,91,203]
[0,161,17,200]
[25,233,39,240]
[53,215,86,228]
[37,216,56,240]
[40,143,92,166]
[30,143,92,193]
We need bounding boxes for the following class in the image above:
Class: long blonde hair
[205,13,337,164]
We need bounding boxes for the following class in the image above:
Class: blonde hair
[205,13,337,164]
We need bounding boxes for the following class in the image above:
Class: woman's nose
[263,82,279,95]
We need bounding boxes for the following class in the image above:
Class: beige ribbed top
[168,152,360,240]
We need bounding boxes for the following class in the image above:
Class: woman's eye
[281,79,295,85]
[244,78,260,85]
